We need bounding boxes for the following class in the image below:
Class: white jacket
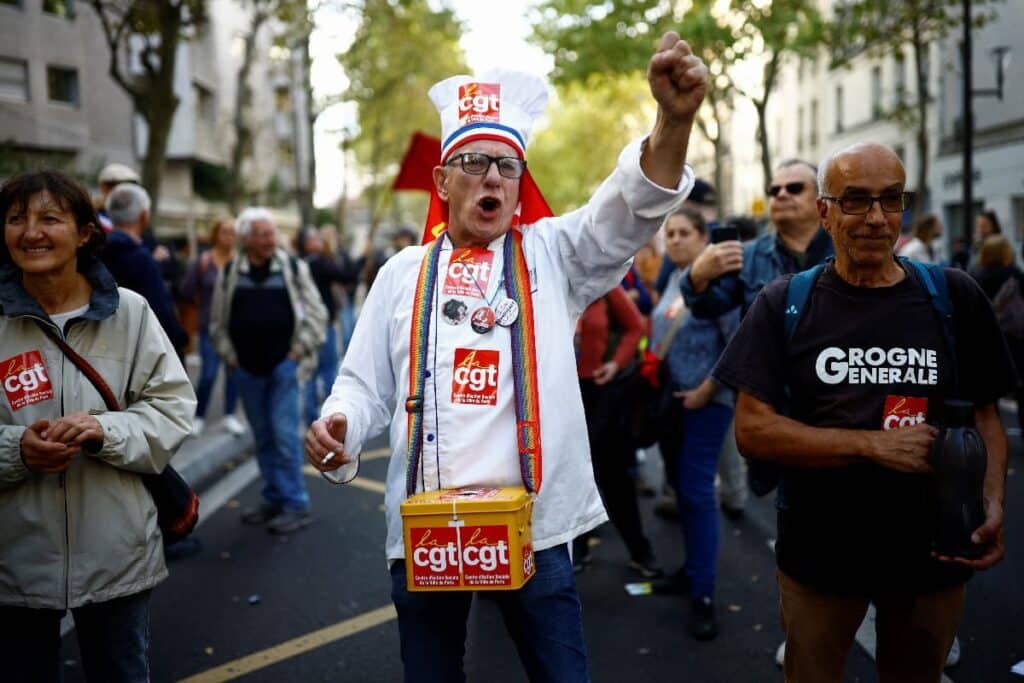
[323,139,693,560]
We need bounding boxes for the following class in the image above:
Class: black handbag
[33,320,199,543]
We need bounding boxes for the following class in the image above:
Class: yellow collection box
[401,486,535,591]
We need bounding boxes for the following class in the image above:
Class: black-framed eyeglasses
[767,182,806,197]
[820,192,913,215]
[446,152,526,179]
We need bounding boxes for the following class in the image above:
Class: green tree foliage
[338,0,467,227]
[528,72,652,214]
[827,0,1003,214]
[531,0,823,195]
[89,0,207,221]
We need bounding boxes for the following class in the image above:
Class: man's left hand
[648,32,708,123]
[932,496,1005,570]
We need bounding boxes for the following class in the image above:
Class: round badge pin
[442,298,469,326]
[494,298,519,327]
[470,306,496,334]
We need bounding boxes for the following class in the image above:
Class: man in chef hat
[306,32,708,681]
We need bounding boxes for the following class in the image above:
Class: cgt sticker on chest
[451,348,499,406]
[3,350,54,411]
[444,248,494,298]
[882,395,928,431]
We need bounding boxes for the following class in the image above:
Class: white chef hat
[428,69,549,163]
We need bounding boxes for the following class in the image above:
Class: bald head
[818,143,905,197]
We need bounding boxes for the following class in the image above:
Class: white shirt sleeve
[537,137,695,313]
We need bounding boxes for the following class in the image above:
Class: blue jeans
[339,304,356,355]
[0,589,151,682]
[195,330,238,418]
[304,324,339,425]
[673,402,734,599]
[235,358,309,512]
[390,544,589,683]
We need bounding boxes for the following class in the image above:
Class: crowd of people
[1,29,1020,683]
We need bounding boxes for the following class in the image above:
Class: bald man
[711,143,1015,682]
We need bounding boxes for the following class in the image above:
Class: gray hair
[775,158,819,193]
[104,183,151,226]
[236,207,274,238]
[816,143,905,196]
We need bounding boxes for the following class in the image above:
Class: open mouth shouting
[477,196,502,219]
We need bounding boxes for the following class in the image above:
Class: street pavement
[60,417,1024,682]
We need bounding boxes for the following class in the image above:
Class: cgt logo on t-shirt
[815,347,939,386]
[2,350,53,412]
[882,395,928,430]
[452,348,499,406]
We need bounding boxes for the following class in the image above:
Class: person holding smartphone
[680,159,833,320]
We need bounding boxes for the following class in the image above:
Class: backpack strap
[898,256,958,392]
[783,264,826,341]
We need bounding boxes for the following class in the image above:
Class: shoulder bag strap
[32,319,120,412]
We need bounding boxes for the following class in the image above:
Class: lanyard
[405,230,542,496]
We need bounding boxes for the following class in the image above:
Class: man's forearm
[735,407,872,468]
[976,403,1008,506]
[640,113,694,189]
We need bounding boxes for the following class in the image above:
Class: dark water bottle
[931,400,987,559]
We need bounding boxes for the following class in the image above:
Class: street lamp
[961,0,1013,245]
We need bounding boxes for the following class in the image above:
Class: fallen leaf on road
[753,624,763,631]
[220,552,231,560]
[205,647,214,656]
[751,575,759,583]
[226,499,241,509]
[727,604,742,612]
[638,648,650,656]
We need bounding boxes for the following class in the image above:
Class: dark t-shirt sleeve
[946,267,1019,403]
[712,276,790,409]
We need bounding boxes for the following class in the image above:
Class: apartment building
[0,0,313,238]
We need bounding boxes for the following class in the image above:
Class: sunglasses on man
[767,182,807,197]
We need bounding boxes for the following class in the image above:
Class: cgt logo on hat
[458,83,501,126]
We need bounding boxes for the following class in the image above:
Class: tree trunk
[140,1,183,226]
[912,27,930,217]
[229,12,267,213]
[755,53,780,189]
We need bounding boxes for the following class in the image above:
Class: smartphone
[710,225,739,244]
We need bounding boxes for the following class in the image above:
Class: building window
[797,105,805,153]
[835,85,844,133]
[46,65,79,106]
[810,99,819,148]
[42,0,74,18]
[871,66,883,120]
[193,82,215,121]
[0,57,29,102]
[894,58,907,108]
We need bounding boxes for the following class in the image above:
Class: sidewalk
[172,420,254,492]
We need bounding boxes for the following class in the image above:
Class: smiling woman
[0,170,196,681]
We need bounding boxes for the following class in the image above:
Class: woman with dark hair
[969,209,1003,269]
[180,216,244,436]
[898,213,942,263]
[651,207,739,641]
[0,170,196,681]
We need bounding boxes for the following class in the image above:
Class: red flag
[392,132,442,192]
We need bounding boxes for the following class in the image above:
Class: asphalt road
[61,426,1024,682]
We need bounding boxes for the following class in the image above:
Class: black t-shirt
[713,263,1017,596]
